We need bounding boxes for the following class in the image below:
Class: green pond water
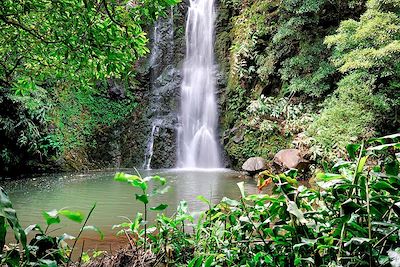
[1,169,257,253]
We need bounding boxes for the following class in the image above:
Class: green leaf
[197,195,211,206]
[357,156,368,174]
[367,143,400,151]
[135,194,149,205]
[221,197,240,207]
[148,175,167,186]
[38,259,57,267]
[385,156,399,176]
[316,173,343,181]
[237,182,246,198]
[83,225,104,240]
[0,217,5,254]
[42,209,61,226]
[150,204,168,211]
[369,133,400,143]
[0,187,27,252]
[59,210,84,223]
[188,256,204,267]
[372,181,396,192]
[204,255,215,267]
[344,237,371,247]
[58,233,76,242]
[131,179,148,191]
[114,172,141,183]
[24,224,43,235]
[131,213,143,232]
[346,144,361,160]
[287,201,307,224]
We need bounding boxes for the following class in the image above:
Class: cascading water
[178,0,221,168]
[143,119,163,169]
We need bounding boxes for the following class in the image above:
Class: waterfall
[178,0,221,168]
[143,119,163,169]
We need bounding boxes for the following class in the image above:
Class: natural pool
[1,169,257,254]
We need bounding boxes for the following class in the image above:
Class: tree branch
[102,0,129,35]
[0,15,59,44]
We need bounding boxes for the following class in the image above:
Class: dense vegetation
[1,0,400,265]
[218,0,400,167]
[0,0,179,175]
[1,135,400,266]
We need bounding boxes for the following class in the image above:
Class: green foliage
[225,96,314,168]
[113,172,169,250]
[117,137,400,266]
[0,0,180,88]
[0,187,101,266]
[310,0,400,153]
[0,0,180,173]
[221,0,365,164]
[280,41,336,97]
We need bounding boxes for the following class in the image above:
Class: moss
[226,129,291,169]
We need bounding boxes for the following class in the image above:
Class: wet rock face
[107,79,125,99]
[118,5,186,169]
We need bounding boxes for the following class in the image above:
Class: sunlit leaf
[83,225,104,240]
[42,209,60,226]
[59,210,84,223]
[237,182,246,198]
[150,204,168,211]
[287,201,307,224]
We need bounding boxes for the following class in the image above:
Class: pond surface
[1,169,257,254]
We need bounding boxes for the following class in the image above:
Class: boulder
[242,157,267,174]
[273,149,308,170]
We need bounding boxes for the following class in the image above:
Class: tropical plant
[113,172,169,250]
[109,134,400,266]
[0,187,102,266]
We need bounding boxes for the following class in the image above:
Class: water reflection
[1,169,257,252]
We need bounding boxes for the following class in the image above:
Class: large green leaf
[204,255,215,267]
[131,179,148,192]
[188,256,204,267]
[114,172,141,183]
[287,201,307,224]
[346,144,361,160]
[237,182,246,198]
[0,187,27,254]
[367,143,400,151]
[59,210,84,223]
[42,209,61,226]
[82,225,104,240]
[385,156,399,176]
[0,217,5,254]
[150,204,168,211]
[372,181,396,193]
[135,194,149,205]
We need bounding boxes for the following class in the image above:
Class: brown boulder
[242,157,267,174]
[273,149,308,170]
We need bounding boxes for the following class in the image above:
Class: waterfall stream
[178,0,221,168]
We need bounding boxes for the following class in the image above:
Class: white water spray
[178,0,221,168]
